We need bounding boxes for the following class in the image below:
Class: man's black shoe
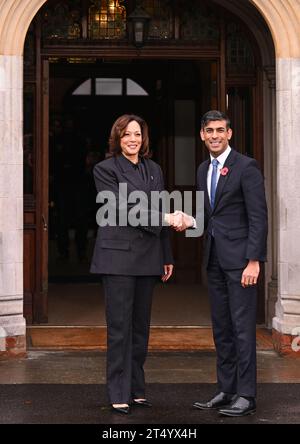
[193,392,236,410]
[218,396,256,417]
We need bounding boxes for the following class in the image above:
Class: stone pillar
[264,66,278,328]
[0,54,26,358]
[272,58,300,357]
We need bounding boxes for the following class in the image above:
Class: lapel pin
[220,167,229,176]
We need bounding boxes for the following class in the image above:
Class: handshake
[164,211,195,232]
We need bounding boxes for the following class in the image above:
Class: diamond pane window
[227,23,254,72]
[42,0,82,40]
[180,0,219,42]
[89,0,126,39]
[24,23,36,69]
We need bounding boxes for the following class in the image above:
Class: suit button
[139,233,143,238]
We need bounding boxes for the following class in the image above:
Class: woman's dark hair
[107,114,150,158]
[201,110,231,130]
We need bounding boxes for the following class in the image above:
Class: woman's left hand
[161,264,174,282]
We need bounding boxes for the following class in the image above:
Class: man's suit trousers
[207,240,257,398]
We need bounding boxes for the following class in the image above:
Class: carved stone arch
[251,0,300,58]
[0,0,47,55]
[213,0,275,65]
[0,1,299,57]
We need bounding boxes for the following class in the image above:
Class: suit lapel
[213,149,237,210]
[116,155,152,194]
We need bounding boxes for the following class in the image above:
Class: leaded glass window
[227,23,254,72]
[42,0,82,40]
[24,24,36,69]
[180,0,219,42]
[88,0,126,39]
[40,0,226,44]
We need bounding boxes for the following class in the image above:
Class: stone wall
[272,57,300,354]
[0,55,26,356]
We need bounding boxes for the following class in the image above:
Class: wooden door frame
[36,52,265,318]
[33,57,49,323]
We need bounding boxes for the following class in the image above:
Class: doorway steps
[26,326,273,351]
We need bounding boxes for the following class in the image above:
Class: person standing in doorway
[171,110,268,417]
[90,114,174,414]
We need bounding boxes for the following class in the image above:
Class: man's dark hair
[201,110,231,130]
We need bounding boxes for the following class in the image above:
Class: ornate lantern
[127,1,151,47]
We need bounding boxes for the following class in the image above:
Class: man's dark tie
[210,158,219,208]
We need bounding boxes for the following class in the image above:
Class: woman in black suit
[90,114,174,414]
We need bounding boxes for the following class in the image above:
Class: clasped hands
[165,211,194,232]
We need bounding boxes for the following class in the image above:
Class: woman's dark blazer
[90,154,174,276]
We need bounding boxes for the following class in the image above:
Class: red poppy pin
[220,167,229,176]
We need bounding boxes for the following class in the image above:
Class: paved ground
[1,383,299,424]
[0,350,299,426]
[1,350,300,384]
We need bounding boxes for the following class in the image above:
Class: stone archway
[0,0,299,57]
[251,0,300,58]
[0,0,300,356]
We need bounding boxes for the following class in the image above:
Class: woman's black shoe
[132,399,152,408]
[111,405,130,414]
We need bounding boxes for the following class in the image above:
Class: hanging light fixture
[127,1,151,47]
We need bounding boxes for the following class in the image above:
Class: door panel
[38,59,50,321]
[23,80,36,323]
[23,211,35,324]
[23,59,49,324]
[166,61,217,284]
[226,84,265,322]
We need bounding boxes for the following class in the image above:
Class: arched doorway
[22,0,274,331]
[1,0,300,357]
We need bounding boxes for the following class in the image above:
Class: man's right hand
[164,212,183,228]
[166,211,194,231]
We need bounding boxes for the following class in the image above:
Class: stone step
[26,326,273,351]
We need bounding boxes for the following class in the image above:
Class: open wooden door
[38,59,50,322]
[23,58,49,324]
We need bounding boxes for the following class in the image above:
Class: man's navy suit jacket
[197,149,268,270]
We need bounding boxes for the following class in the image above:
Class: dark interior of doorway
[47,58,212,326]
[49,60,162,283]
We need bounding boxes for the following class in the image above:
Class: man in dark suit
[173,110,268,416]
